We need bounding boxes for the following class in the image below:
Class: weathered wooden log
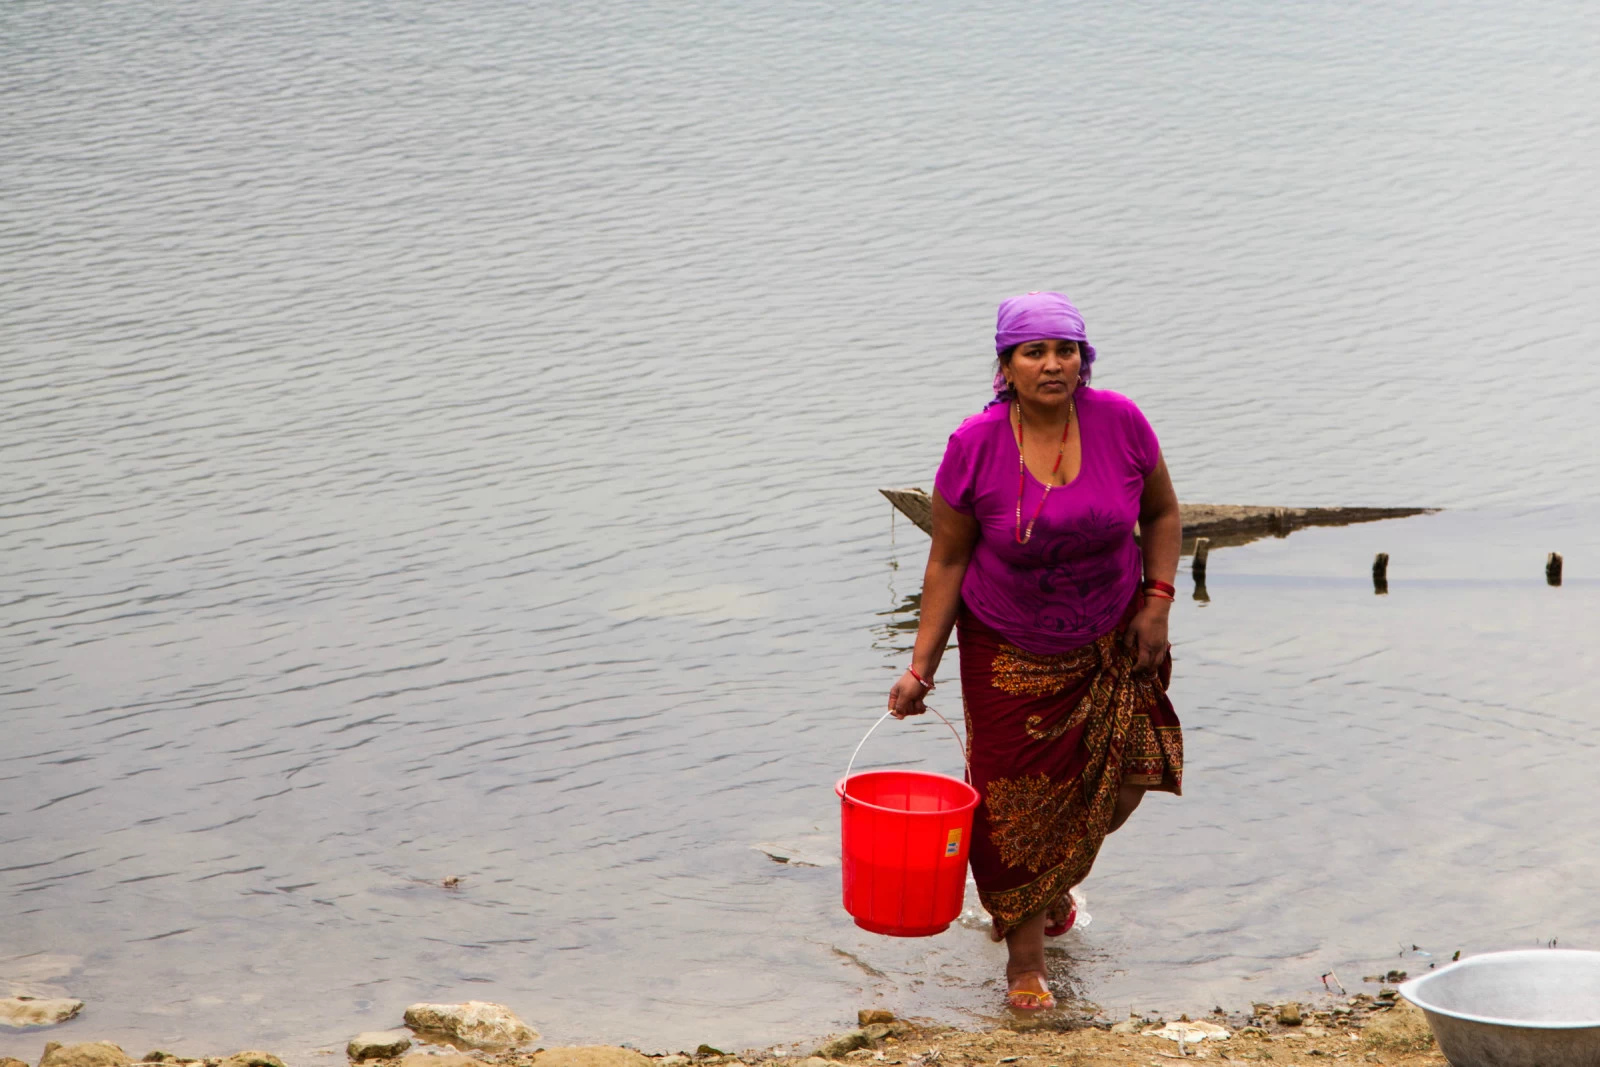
[1373,552,1389,595]
[1192,537,1210,582]
[879,487,934,536]
[879,488,1436,550]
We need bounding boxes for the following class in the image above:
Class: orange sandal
[1006,975,1057,1011]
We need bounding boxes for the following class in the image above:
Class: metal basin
[1398,949,1600,1067]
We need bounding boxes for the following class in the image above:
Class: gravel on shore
[0,992,1445,1067]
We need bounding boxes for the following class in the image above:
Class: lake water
[3,0,1598,1060]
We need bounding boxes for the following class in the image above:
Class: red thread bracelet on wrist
[1142,579,1177,596]
[906,666,935,691]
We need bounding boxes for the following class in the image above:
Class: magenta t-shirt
[933,388,1160,654]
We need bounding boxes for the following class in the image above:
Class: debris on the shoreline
[1364,969,1408,983]
[401,1004,536,1051]
[1143,1019,1230,1042]
[0,998,84,1030]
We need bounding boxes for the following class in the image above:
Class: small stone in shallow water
[0,997,85,1029]
[857,1011,894,1027]
[348,1032,413,1061]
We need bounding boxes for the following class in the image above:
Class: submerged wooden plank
[879,487,1435,548]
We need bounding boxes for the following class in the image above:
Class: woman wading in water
[887,291,1183,1011]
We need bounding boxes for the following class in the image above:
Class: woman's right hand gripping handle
[888,670,931,719]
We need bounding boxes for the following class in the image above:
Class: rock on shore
[217,1052,284,1067]
[37,1043,129,1067]
[401,1003,536,1050]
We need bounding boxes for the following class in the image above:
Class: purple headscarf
[989,291,1097,405]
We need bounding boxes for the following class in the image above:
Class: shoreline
[1,993,1445,1067]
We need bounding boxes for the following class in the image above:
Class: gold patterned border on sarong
[978,854,1097,931]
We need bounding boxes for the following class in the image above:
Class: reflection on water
[4,0,1600,1058]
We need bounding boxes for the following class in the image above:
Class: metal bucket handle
[842,707,970,803]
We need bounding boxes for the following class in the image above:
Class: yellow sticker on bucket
[945,828,962,857]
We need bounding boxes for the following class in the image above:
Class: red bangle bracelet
[906,666,935,691]
[1143,579,1177,596]
[1144,589,1175,602]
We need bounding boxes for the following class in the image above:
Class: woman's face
[1004,339,1082,406]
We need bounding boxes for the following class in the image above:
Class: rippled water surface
[4,0,1599,1059]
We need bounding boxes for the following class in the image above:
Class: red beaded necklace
[1013,395,1075,545]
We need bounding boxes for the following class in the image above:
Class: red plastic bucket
[836,710,979,937]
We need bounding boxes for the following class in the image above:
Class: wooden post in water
[1373,552,1390,595]
[1192,537,1211,602]
[1547,552,1563,587]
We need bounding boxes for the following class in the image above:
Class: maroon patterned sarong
[958,595,1183,934]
